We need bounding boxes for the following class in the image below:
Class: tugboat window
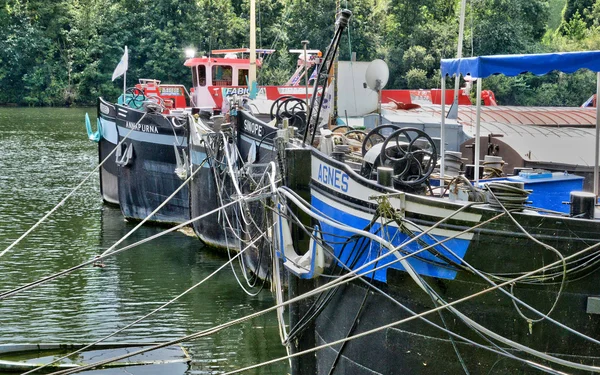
[195,65,206,87]
[213,65,232,86]
[238,69,248,86]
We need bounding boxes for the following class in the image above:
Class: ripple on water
[0,108,286,374]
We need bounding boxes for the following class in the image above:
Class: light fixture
[185,48,196,59]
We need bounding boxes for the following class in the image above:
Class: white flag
[318,82,334,127]
[111,46,128,81]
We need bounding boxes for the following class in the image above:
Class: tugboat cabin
[184,48,275,111]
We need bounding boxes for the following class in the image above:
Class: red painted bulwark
[380,89,474,105]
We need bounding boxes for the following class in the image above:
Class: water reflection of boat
[0,343,190,373]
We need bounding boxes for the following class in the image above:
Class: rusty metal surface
[383,103,597,168]
[382,104,596,127]
[418,105,598,127]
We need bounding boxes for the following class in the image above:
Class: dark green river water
[0,108,287,374]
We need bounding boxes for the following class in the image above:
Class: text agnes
[317,164,349,192]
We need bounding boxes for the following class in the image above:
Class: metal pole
[440,75,446,195]
[249,0,257,86]
[302,40,310,113]
[453,0,467,105]
[595,72,600,196]
[474,78,482,185]
[123,46,127,101]
[333,0,341,124]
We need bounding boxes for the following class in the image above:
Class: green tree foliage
[548,0,567,30]
[0,0,597,107]
[472,0,549,55]
[563,0,595,26]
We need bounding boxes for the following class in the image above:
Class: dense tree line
[1,0,600,107]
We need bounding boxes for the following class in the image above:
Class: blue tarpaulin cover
[441,51,600,78]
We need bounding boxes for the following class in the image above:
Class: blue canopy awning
[441,51,600,79]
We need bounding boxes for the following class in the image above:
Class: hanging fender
[85,113,102,142]
[275,202,325,279]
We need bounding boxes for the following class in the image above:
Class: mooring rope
[486,187,567,325]
[21,173,599,374]
[208,135,255,290]
[330,255,566,374]
[203,132,258,293]
[222,244,600,374]
[399,216,600,346]
[276,187,600,369]
[221,144,277,295]
[98,157,204,258]
[0,113,146,260]
[45,227,600,375]
[21,224,275,375]
[42,195,501,375]
[0,184,274,301]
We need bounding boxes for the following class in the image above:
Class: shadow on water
[0,108,287,374]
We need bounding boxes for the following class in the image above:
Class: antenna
[365,59,389,123]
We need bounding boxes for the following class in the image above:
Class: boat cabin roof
[184,57,262,68]
[184,48,275,68]
[441,50,600,78]
[211,48,276,55]
[461,121,598,169]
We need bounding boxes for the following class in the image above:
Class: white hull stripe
[310,154,482,223]
[312,189,475,241]
[117,126,187,146]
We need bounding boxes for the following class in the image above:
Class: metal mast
[249,0,257,87]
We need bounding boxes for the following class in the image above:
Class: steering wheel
[361,124,402,156]
[125,87,146,108]
[379,127,437,186]
[279,98,308,130]
[269,96,293,121]
[283,98,307,115]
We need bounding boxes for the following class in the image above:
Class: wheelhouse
[184,48,275,111]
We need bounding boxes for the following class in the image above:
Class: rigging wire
[98,153,201,258]
[21,226,273,375]
[285,185,600,345]
[325,213,384,375]
[40,181,600,374]
[327,249,563,375]
[0,184,275,301]
[48,228,600,375]
[278,186,600,346]
[486,187,566,324]
[220,136,272,295]
[21,149,600,375]
[0,114,144,260]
